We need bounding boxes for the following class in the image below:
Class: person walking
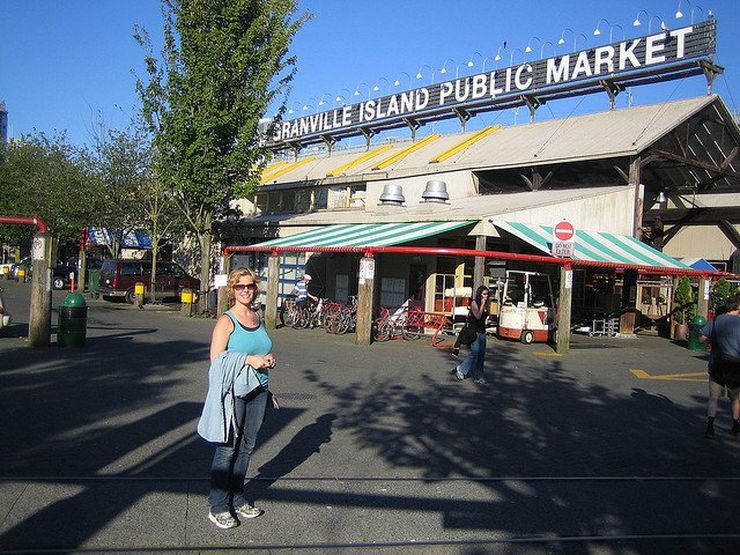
[198,267,276,529]
[700,299,740,439]
[454,286,491,385]
[293,272,318,309]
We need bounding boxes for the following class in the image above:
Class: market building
[224,18,739,349]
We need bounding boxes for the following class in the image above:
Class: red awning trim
[224,244,736,279]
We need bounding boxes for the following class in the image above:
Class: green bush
[673,276,695,324]
[710,278,734,314]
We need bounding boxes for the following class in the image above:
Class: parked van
[99,260,200,304]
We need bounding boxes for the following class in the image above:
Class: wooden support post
[78,247,87,293]
[356,256,376,345]
[619,269,639,335]
[265,253,280,330]
[473,235,486,291]
[697,276,710,320]
[217,255,232,318]
[29,233,53,347]
[556,265,573,354]
[670,277,680,339]
[629,157,644,240]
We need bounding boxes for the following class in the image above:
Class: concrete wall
[664,224,739,260]
[365,169,475,207]
[473,186,636,237]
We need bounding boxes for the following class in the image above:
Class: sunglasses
[234,283,258,292]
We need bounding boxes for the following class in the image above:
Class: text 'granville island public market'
[272,24,707,144]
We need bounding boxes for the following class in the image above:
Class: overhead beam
[652,149,740,181]
[644,206,740,225]
[719,219,740,248]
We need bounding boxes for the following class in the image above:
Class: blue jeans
[208,388,268,513]
[459,331,486,379]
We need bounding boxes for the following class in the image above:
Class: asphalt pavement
[0,279,739,554]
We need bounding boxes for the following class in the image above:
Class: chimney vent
[421,180,449,203]
[378,184,405,206]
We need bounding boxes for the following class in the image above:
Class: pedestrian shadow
[246,413,336,504]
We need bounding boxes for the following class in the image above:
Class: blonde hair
[226,267,260,301]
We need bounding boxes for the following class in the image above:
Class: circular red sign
[554,221,575,241]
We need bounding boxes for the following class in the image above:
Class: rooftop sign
[269,20,716,148]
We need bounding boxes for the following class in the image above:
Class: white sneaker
[209,511,239,529]
[455,367,464,381]
[235,504,264,519]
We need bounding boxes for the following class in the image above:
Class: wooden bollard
[181,288,194,317]
[135,282,145,309]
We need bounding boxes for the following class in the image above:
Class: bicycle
[373,299,422,341]
[326,296,358,334]
[280,297,299,327]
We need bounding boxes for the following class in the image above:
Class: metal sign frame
[266,20,718,150]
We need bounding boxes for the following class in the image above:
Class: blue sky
[2,0,738,147]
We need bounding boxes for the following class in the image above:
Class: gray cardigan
[197,350,263,443]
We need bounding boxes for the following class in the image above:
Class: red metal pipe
[0,215,48,233]
[223,244,732,278]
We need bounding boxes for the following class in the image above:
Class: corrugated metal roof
[262,96,717,185]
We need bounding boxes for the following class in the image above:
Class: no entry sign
[552,220,575,258]
[553,220,575,242]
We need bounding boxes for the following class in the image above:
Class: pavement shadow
[246,412,336,504]
[297,341,740,553]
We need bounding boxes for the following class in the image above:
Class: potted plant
[710,277,734,316]
[672,276,695,340]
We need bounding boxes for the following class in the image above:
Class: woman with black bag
[454,286,490,385]
[699,299,740,439]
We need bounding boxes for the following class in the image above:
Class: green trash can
[688,315,707,351]
[88,268,101,299]
[58,292,87,347]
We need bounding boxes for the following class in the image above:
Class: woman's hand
[245,353,276,369]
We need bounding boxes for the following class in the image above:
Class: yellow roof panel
[372,134,442,170]
[429,125,501,164]
[326,145,394,177]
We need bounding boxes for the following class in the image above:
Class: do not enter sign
[553,220,575,242]
[551,220,576,258]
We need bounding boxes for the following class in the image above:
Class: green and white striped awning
[495,221,691,269]
[255,221,475,248]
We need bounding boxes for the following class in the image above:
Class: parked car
[52,262,78,290]
[99,259,200,304]
[50,258,104,290]
[0,262,14,279]
[0,288,12,331]
[10,257,32,281]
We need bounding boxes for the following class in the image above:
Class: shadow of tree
[294,340,740,552]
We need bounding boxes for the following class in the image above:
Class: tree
[86,126,153,260]
[140,175,183,303]
[135,0,309,311]
[0,132,100,249]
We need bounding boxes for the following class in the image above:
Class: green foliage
[673,276,696,324]
[710,278,736,314]
[134,0,309,303]
[0,132,100,243]
[87,124,158,258]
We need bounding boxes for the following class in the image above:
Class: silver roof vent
[378,184,405,206]
[421,180,449,203]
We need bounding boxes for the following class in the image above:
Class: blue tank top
[225,310,272,387]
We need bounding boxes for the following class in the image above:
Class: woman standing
[455,286,490,385]
[205,267,275,529]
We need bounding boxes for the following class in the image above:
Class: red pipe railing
[0,216,48,233]
[223,244,732,279]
